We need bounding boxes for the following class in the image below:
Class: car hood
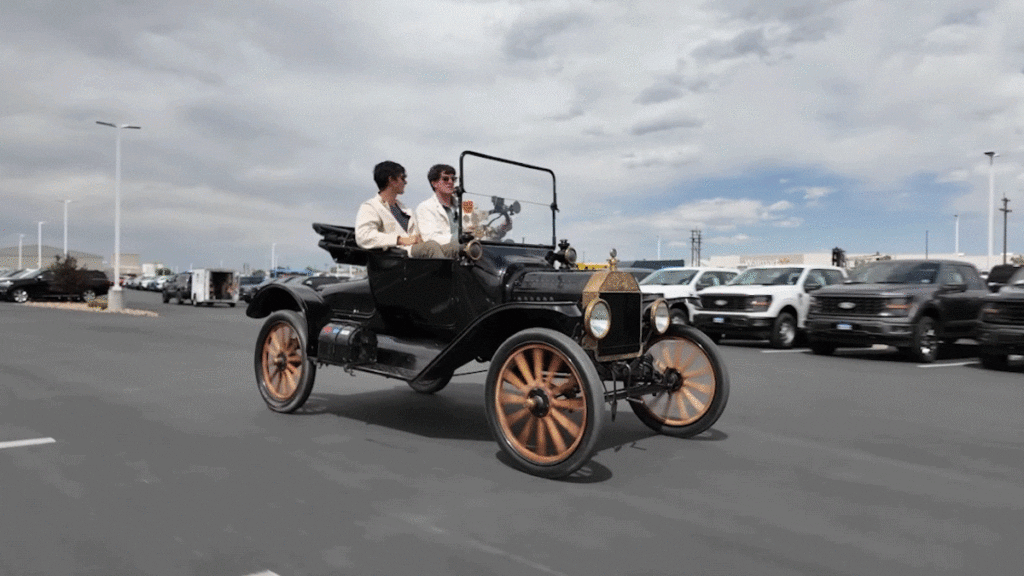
[639,285,696,298]
[699,285,801,297]
[812,283,937,297]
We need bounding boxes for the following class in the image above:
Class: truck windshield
[848,261,939,284]
[730,267,802,286]
[639,269,697,286]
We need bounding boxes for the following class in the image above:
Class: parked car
[246,150,730,478]
[985,264,1021,293]
[692,265,847,348]
[805,259,988,362]
[238,275,266,302]
[162,272,193,304]
[0,268,111,303]
[639,267,739,325]
[976,267,1024,369]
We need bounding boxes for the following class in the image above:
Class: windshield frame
[639,268,699,286]
[848,261,941,284]
[458,150,557,248]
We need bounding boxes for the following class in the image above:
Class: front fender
[246,284,333,354]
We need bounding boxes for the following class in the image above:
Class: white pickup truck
[638,267,739,325]
[691,265,847,348]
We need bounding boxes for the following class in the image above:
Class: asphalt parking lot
[2,289,1023,576]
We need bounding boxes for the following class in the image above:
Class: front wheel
[254,310,316,413]
[11,288,29,303]
[485,328,604,479]
[769,312,797,349]
[910,316,939,363]
[629,325,729,438]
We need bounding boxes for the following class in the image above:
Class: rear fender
[246,284,332,355]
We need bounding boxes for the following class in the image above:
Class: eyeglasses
[441,176,458,183]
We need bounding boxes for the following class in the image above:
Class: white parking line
[918,361,979,369]
[0,437,56,450]
[242,571,281,576]
[761,348,811,354]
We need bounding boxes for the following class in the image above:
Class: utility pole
[1000,196,1012,264]
[690,230,702,266]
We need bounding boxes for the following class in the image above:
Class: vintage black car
[246,151,730,478]
[806,259,988,362]
[976,267,1024,369]
[0,268,111,303]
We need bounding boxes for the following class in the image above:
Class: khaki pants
[410,240,458,259]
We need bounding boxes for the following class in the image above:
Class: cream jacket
[415,193,457,245]
[355,194,419,255]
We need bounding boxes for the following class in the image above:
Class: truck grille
[986,301,1024,325]
[815,296,886,316]
[700,294,746,311]
[598,291,642,358]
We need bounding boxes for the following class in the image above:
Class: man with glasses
[356,161,450,257]
[416,164,463,247]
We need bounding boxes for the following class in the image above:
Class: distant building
[0,245,104,271]
[704,251,1008,272]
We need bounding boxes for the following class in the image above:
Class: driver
[416,163,512,243]
[355,161,454,258]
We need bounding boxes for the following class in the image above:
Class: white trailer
[190,268,239,307]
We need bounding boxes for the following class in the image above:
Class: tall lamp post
[985,151,997,270]
[18,233,25,268]
[37,221,46,268]
[59,199,73,256]
[97,121,142,311]
[271,243,277,276]
[1000,196,1012,265]
[954,214,960,255]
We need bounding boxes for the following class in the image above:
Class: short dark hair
[373,161,406,190]
[427,164,456,183]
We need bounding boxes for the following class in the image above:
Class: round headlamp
[584,298,611,340]
[651,299,670,334]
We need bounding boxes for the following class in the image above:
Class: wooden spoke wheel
[630,325,729,438]
[254,310,316,413]
[485,329,603,479]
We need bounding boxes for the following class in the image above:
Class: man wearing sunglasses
[356,161,451,257]
[415,164,463,248]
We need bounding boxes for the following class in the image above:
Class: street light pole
[985,151,997,270]
[37,221,46,268]
[1000,196,1012,265]
[59,199,73,256]
[954,214,960,255]
[18,234,25,268]
[97,121,142,311]
[271,243,277,276]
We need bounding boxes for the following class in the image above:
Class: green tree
[49,255,87,294]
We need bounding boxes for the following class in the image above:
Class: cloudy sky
[3,0,1024,272]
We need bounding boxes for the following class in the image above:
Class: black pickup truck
[805,259,988,362]
[976,267,1024,369]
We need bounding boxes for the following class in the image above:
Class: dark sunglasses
[440,175,458,183]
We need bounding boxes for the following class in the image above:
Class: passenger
[414,164,461,253]
[355,161,451,258]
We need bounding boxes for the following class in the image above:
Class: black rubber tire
[176,291,184,305]
[161,292,170,303]
[809,341,836,356]
[769,312,797,349]
[910,316,939,363]
[82,289,97,303]
[484,328,604,479]
[979,352,1009,370]
[629,325,729,438]
[229,302,236,308]
[254,310,316,413]
[12,288,29,303]
[408,371,453,394]
[670,308,688,326]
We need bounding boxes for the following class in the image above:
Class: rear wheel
[408,371,453,394]
[629,325,729,437]
[769,312,797,349]
[254,310,316,413]
[485,328,603,479]
[161,291,170,303]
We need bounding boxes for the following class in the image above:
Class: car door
[936,264,982,332]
